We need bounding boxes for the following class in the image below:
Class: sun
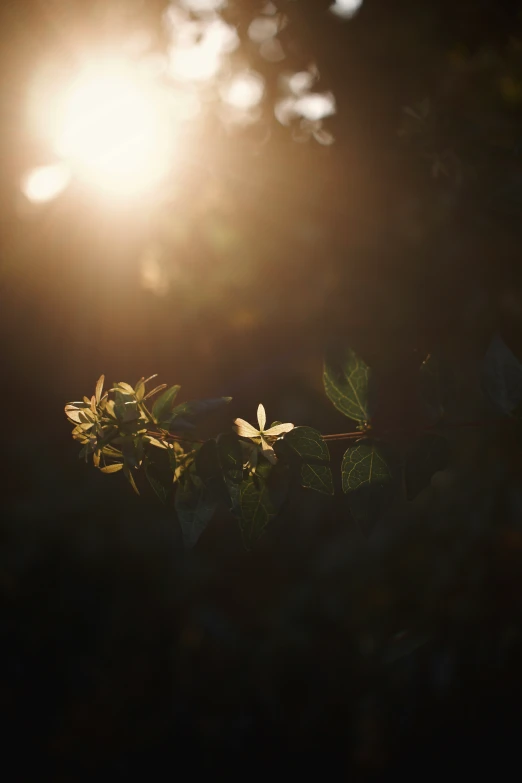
[30,56,175,200]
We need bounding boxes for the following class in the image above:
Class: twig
[147,430,206,445]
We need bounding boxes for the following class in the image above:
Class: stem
[322,432,363,441]
[321,418,501,442]
[139,400,156,424]
[147,429,205,445]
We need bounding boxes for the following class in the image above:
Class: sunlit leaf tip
[95,374,105,403]
[99,462,124,473]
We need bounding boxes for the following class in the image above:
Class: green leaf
[104,399,117,419]
[170,443,196,482]
[95,375,104,403]
[123,464,140,495]
[135,378,146,401]
[175,476,217,548]
[143,383,167,401]
[217,432,244,510]
[254,455,273,480]
[420,354,455,422]
[239,477,276,549]
[114,392,138,423]
[280,426,333,495]
[323,348,371,423]
[405,432,450,500]
[144,453,174,504]
[342,440,397,531]
[152,385,181,424]
[300,463,334,495]
[146,436,168,450]
[481,335,522,416]
[120,435,141,469]
[65,404,83,424]
[284,426,330,462]
[101,445,122,459]
[99,462,123,473]
[114,382,135,394]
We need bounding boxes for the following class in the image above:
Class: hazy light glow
[330,0,363,19]
[49,58,174,198]
[170,44,221,82]
[260,38,285,62]
[141,244,170,296]
[22,163,72,203]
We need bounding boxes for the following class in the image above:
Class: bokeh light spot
[21,163,72,203]
[330,0,363,19]
[294,92,336,121]
[248,17,279,43]
[221,71,265,109]
[288,71,316,95]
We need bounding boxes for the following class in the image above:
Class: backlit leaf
[195,438,228,502]
[143,383,167,401]
[123,464,140,495]
[101,445,122,458]
[239,477,276,549]
[146,436,169,450]
[95,375,104,403]
[342,440,397,531]
[324,347,371,423]
[217,432,244,509]
[99,462,124,473]
[284,426,329,462]
[144,454,173,504]
[279,426,332,495]
[135,378,145,401]
[114,382,135,394]
[175,476,217,548]
[300,463,334,495]
[65,404,82,423]
[152,385,181,424]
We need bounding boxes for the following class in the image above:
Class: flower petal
[234,418,260,438]
[260,436,277,464]
[264,422,294,437]
[257,403,266,432]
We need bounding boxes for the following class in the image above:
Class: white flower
[234,404,294,466]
